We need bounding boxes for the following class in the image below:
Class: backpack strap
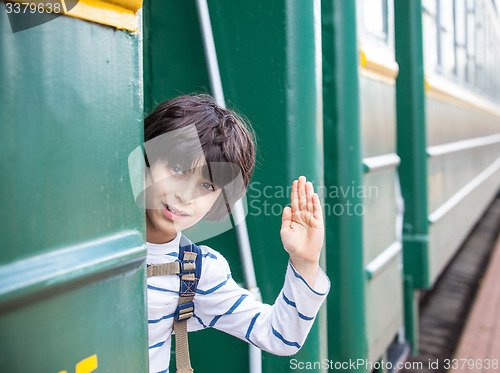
[147,262,180,277]
[173,234,202,373]
[147,235,202,372]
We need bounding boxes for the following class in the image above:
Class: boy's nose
[174,179,197,203]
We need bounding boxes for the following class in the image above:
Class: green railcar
[1,0,499,372]
[0,1,147,372]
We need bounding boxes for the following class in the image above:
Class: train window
[466,0,476,85]
[439,0,456,77]
[475,3,485,92]
[422,0,439,72]
[357,0,397,81]
[454,0,467,82]
[423,0,500,104]
[361,0,388,43]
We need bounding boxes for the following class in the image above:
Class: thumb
[281,206,292,232]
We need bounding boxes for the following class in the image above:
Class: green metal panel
[0,9,147,373]
[143,0,209,115]
[322,0,368,371]
[144,1,326,372]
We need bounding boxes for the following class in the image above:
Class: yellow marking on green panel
[66,0,139,32]
[76,354,98,373]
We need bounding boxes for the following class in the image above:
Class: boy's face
[145,159,222,243]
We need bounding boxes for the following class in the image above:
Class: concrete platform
[400,196,500,373]
[449,236,500,373]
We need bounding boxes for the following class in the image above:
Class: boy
[143,94,329,373]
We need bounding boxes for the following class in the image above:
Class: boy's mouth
[162,203,190,221]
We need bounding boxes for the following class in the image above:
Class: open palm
[280,176,324,274]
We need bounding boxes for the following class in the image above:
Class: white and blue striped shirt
[147,232,330,373]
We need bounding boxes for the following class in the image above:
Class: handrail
[428,157,500,224]
[365,241,402,280]
[363,153,401,174]
[427,133,500,158]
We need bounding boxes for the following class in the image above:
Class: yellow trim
[6,0,142,32]
[359,43,399,85]
[66,0,140,32]
[360,50,367,68]
[104,0,141,12]
[425,73,500,118]
[424,79,431,92]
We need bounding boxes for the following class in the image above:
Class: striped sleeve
[192,248,330,356]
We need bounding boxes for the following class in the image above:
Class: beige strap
[147,262,181,277]
[174,295,195,373]
[174,320,192,372]
[148,250,199,372]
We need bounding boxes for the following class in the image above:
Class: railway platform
[400,195,500,373]
[448,235,500,373]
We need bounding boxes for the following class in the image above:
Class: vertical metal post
[322,0,368,370]
[195,1,262,372]
[404,275,419,355]
[395,0,429,353]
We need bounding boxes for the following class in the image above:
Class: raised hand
[280,176,324,286]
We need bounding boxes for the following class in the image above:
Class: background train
[1,0,499,372]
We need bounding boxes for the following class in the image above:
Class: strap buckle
[181,261,196,272]
[178,251,198,280]
[175,301,194,321]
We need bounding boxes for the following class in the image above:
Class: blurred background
[1,0,499,372]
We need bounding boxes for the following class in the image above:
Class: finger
[306,181,314,213]
[281,206,292,231]
[298,176,307,211]
[291,180,298,213]
[312,193,323,222]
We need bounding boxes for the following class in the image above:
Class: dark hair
[144,93,256,221]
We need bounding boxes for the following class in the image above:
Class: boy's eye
[201,182,216,191]
[171,166,184,175]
